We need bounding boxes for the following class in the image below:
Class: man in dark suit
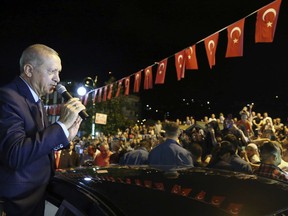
[148,121,194,170]
[56,141,81,169]
[0,44,86,216]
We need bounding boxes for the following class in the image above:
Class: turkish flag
[185,45,198,70]
[204,32,219,69]
[92,89,98,103]
[155,58,168,84]
[103,85,108,102]
[226,18,245,57]
[83,93,89,105]
[255,0,282,43]
[107,84,113,100]
[124,77,130,95]
[175,50,186,80]
[144,66,153,90]
[97,87,102,103]
[133,71,142,93]
[115,79,123,97]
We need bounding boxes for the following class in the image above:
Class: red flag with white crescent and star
[185,45,198,70]
[102,85,108,102]
[92,89,98,103]
[144,66,153,90]
[133,71,142,93]
[175,50,186,80]
[97,87,102,103]
[83,93,89,105]
[204,32,219,69]
[107,84,113,100]
[255,0,282,43]
[155,58,168,84]
[115,79,123,97]
[124,77,130,95]
[226,18,245,58]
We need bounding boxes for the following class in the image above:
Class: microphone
[56,84,89,120]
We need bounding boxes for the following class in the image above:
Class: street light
[77,76,98,138]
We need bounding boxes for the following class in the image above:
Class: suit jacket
[148,138,194,169]
[0,77,69,198]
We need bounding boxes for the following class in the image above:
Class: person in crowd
[148,121,194,169]
[239,143,261,172]
[120,139,152,165]
[186,143,207,167]
[0,44,85,216]
[255,141,288,182]
[252,112,263,138]
[94,142,112,167]
[81,142,99,166]
[237,111,254,138]
[207,140,253,174]
[109,138,127,164]
[55,141,80,169]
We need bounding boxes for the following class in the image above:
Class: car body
[46,165,288,216]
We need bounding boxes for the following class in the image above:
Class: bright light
[84,177,92,181]
[77,86,87,96]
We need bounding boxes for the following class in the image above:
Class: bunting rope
[82,0,282,105]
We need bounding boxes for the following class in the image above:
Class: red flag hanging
[255,0,282,43]
[175,50,186,80]
[133,71,142,93]
[204,32,219,69]
[97,87,102,103]
[226,18,245,58]
[144,66,153,90]
[103,85,108,102]
[83,93,89,105]
[107,84,113,100]
[115,79,123,97]
[55,104,61,115]
[92,89,98,103]
[124,77,130,95]
[185,45,198,70]
[155,58,168,84]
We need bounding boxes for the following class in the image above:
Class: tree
[79,77,137,136]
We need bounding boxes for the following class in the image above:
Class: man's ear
[23,64,33,77]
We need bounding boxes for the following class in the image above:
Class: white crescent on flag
[230,27,241,39]
[189,46,193,55]
[262,8,276,21]
[208,40,215,54]
[159,63,165,74]
[178,55,183,68]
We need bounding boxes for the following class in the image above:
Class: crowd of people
[58,104,288,184]
[1,44,287,216]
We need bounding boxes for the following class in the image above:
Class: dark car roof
[49,166,288,216]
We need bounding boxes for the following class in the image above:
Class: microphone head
[56,84,67,94]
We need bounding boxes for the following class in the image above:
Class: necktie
[37,99,45,127]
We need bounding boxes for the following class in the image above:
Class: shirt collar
[20,76,40,103]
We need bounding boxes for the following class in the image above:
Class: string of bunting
[82,0,282,105]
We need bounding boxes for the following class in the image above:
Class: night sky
[1,0,287,121]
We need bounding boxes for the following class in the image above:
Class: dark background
[0,0,287,121]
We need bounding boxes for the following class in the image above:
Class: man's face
[31,54,62,96]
